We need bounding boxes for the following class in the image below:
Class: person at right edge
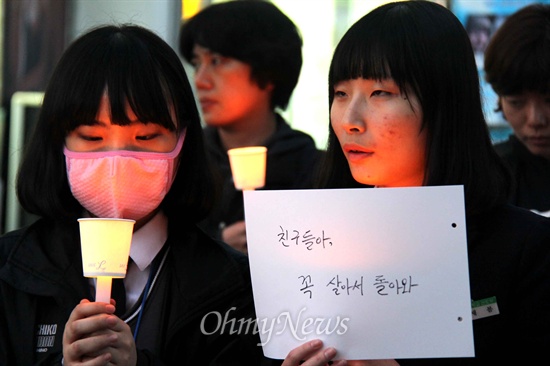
[179,0,324,254]
[484,3,550,217]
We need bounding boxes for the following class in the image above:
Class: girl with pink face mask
[0,24,279,365]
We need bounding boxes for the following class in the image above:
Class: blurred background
[0,0,546,233]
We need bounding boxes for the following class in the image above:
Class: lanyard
[128,245,170,341]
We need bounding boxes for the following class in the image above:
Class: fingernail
[324,347,337,359]
[105,315,118,327]
[310,339,322,349]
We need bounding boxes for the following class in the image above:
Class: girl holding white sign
[285,1,550,365]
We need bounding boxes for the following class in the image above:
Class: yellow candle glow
[227,146,267,191]
[78,218,135,303]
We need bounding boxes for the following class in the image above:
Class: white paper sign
[243,186,474,360]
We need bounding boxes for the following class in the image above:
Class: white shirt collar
[129,211,168,271]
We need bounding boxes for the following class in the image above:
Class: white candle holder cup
[78,218,135,303]
[227,146,267,191]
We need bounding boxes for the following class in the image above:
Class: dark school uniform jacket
[494,134,550,214]
[0,217,279,365]
[398,204,550,365]
[199,114,325,240]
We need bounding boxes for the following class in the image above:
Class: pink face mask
[64,131,185,221]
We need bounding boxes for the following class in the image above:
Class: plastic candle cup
[78,218,135,303]
[227,146,267,191]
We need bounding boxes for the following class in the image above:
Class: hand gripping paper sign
[243,186,474,360]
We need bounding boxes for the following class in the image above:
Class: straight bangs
[329,5,425,111]
[53,26,180,138]
[104,33,178,132]
[329,30,392,90]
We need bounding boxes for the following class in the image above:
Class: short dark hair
[484,3,550,96]
[179,0,302,110]
[319,0,510,215]
[17,24,216,222]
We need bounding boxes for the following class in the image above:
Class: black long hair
[318,1,510,215]
[17,24,216,222]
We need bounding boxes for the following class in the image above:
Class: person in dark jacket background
[0,23,270,365]
[179,0,324,254]
[484,3,550,217]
